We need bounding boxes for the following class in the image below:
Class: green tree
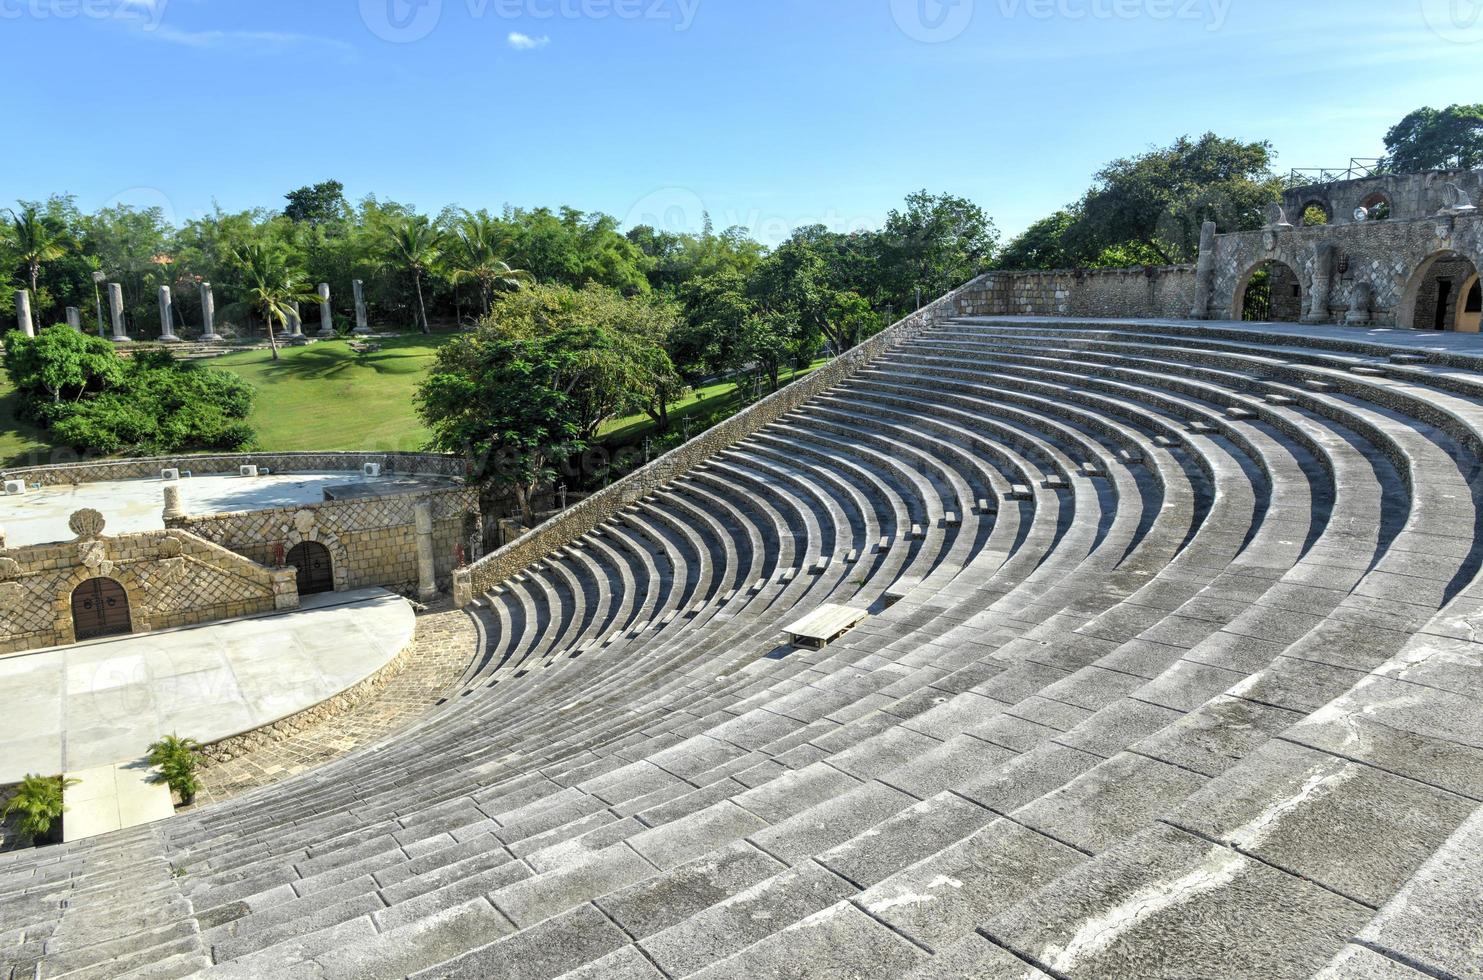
[4,203,73,307]
[283,180,350,227]
[1384,105,1483,173]
[384,215,444,334]
[997,211,1082,270]
[3,326,121,404]
[418,331,583,523]
[1067,133,1280,264]
[876,191,998,309]
[229,242,321,361]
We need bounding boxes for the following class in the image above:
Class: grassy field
[211,333,454,453]
[1,336,829,467]
[0,367,53,468]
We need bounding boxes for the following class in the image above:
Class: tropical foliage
[2,774,77,845]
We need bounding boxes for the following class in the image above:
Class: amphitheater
[4,293,1483,977]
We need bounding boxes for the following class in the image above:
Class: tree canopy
[1384,105,1483,173]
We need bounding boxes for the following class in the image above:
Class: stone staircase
[3,316,1481,978]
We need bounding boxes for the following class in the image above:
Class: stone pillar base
[352,327,373,337]
[158,334,181,343]
[200,333,225,343]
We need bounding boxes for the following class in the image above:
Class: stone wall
[173,486,478,596]
[953,266,1198,320]
[455,274,993,604]
[0,512,296,655]
[1207,212,1483,327]
[1283,170,1483,225]
[0,451,465,488]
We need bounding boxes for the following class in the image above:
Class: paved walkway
[0,588,415,782]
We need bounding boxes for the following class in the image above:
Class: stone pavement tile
[636,862,857,979]
[597,840,786,940]
[902,934,1052,979]
[818,792,994,888]
[687,902,929,979]
[1352,805,1483,978]
[859,818,1084,949]
[1168,739,1476,907]
[1013,752,1208,855]
[982,824,1373,980]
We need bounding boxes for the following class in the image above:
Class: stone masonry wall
[0,516,297,655]
[456,274,994,603]
[173,486,478,596]
[953,266,1198,320]
[1,452,465,488]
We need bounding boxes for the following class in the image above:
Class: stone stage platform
[0,588,414,783]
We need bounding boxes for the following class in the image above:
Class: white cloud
[507,32,551,50]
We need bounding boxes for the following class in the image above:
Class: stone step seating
[5,317,1482,980]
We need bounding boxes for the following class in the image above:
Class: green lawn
[211,333,454,454]
[0,367,52,468]
[600,357,832,444]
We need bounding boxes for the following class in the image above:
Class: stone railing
[454,274,992,605]
[1,451,465,487]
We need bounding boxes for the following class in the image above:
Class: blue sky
[1,0,1476,244]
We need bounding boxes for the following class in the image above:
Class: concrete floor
[0,588,415,782]
[2,471,455,548]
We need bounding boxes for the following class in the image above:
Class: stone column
[157,286,180,342]
[108,283,129,342]
[15,290,34,337]
[65,307,82,332]
[162,484,185,521]
[199,283,222,342]
[1190,221,1217,320]
[1304,243,1336,324]
[414,498,439,601]
[352,280,371,336]
[286,302,304,339]
[317,283,335,337]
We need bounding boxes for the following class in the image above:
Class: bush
[4,328,257,456]
[3,774,77,845]
[146,735,204,806]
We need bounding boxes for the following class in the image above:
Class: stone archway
[282,513,351,593]
[286,541,335,596]
[1358,191,1393,222]
[1299,200,1333,227]
[1399,250,1483,331]
[1233,259,1305,323]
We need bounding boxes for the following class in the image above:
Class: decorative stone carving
[0,557,20,580]
[157,536,183,559]
[1304,243,1337,324]
[1438,182,1478,215]
[1346,282,1375,326]
[79,539,106,569]
[293,510,317,535]
[69,509,106,540]
[1264,204,1293,230]
[155,557,187,585]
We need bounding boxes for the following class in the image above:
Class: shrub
[3,774,77,845]
[146,735,204,805]
[4,328,257,456]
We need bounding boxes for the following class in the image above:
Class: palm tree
[384,216,444,335]
[448,211,532,316]
[4,204,73,305]
[230,243,320,362]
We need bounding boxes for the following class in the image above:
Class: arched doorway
[287,541,335,595]
[71,578,132,641]
[1300,201,1332,227]
[1358,192,1393,222]
[1402,252,1481,331]
[1235,261,1304,322]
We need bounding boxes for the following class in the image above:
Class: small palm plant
[4,203,74,301]
[147,734,205,806]
[3,774,78,846]
[229,243,322,362]
[384,215,444,335]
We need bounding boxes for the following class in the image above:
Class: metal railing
[1283,159,1385,190]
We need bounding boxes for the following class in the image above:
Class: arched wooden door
[287,541,335,596]
[72,578,132,641]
